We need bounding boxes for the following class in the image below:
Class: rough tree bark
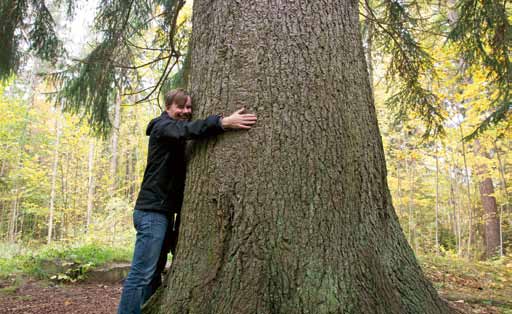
[474,140,500,258]
[145,1,454,313]
[479,177,500,258]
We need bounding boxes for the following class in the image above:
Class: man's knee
[125,263,158,287]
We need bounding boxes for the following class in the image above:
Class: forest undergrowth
[0,244,511,313]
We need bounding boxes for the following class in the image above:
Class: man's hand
[221,108,257,130]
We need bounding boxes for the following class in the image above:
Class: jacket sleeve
[156,115,224,140]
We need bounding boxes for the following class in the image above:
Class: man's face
[167,96,192,121]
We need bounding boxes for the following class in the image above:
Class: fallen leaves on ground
[0,279,121,314]
[421,255,512,314]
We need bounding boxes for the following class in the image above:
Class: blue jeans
[117,210,174,314]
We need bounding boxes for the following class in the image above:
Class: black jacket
[134,112,224,214]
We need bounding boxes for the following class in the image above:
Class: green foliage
[33,244,132,266]
[0,243,132,280]
[2,0,193,135]
[439,226,457,252]
[53,43,118,135]
[28,2,64,64]
[364,0,444,138]
[45,0,190,135]
[0,0,27,79]
[0,1,27,79]
[362,0,512,139]
[0,79,150,246]
[0,0,71,80]
[448,0,512,137]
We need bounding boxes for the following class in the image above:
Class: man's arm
[158,108,257,140]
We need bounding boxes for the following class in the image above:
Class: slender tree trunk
[130,148,138,201]
[125,147,131,198]
[449,176,458,251]
[449,149,464,255]
[0,160,4,237]
[495,141,511,224]
[0,194,5,238]
[448,161,459,252]
[396,154,403,217]
[459,126,473,257]
[18,209,24,239]
[8,191,18,242]
[435,142,440,255]
[47,105,62,245]
[144,1,453,313]
[111,214,117,247]
[86,139,95,233]
[131,108,141,201]
[110,90,122,195]
[494,141,508,256]
[408,158,416,245]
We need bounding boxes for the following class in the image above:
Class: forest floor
[420,255,512,314]
[0,279,121,314]
[0,255,511,314]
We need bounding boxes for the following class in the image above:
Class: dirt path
[0,279,504,314]
[0,280,122,314]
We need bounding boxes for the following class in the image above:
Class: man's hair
[165,89,189,109]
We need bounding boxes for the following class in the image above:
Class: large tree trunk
[145,1,453,313]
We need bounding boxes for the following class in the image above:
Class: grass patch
[34,244,133,266]
[0,242,132,281]
[0,285,18,295]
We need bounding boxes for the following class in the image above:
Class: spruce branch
[364,0,444,138]
[448,0,512,136]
